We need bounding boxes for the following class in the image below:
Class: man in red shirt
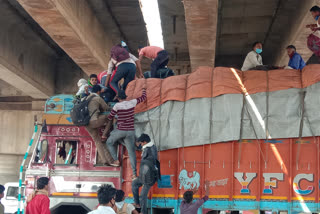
[26,177,50,214]
[138,46,169,78]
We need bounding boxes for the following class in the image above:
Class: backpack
[307,33,320,57]
[117,203,128,214]
[70,96,96,126]
[111,45,130,63]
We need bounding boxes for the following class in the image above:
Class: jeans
[150,50,169,78]
[132,178,152,214]
[110,63,136,93]
[86,115,114,164]
[106,129,137,175]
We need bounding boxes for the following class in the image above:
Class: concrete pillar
[183,0,219,71]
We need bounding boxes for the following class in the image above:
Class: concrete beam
[17,0,114,75]
[0,0,56,99]
[183,0,218,71]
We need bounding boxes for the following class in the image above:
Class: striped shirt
[108,90,146,131]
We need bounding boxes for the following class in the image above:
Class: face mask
[255,48,262,54]
[315,15,320,21]
[137,144,142,150]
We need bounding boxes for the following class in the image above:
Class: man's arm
[107,105,118,120]
[247,52,261,67]
[135,60,143,78]
[136,89,147,104]
[289,54,300,70]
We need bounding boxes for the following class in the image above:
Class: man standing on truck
[138,45,169,78]
[0,185,4,214]
[106,89,147,178]
[132,134,159,214]
[25,177,50,214]
[88,184,117,214]
[86,85,119,166]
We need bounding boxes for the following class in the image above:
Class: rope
[296,70,305,168]
[144,79,156,146]
[181,75,189,167]
[238,94,246,166]
[265,70,270,164]
[209,68,214,168]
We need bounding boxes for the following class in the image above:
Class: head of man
[37,177,49,191]
[183,191,194,204]
[115,189,125,203]
[136,133,151,148]
[286,45,296,57]
[137,45,145,54]
[92,85,102,95]
[89,74,98,86]
[97,184,117,208]
[0,185,5,199]
[310,6,320,20]
[252,42,263,54]
[117,90,127,102]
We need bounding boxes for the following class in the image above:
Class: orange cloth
[139,46,163,59]
[125,65,320,114]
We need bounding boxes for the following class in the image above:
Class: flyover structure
[0,0,318,183]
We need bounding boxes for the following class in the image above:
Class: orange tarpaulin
[126,65,320,114]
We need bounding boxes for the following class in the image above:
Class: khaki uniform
[86,94,114,164]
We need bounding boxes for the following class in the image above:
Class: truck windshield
[56,141,77,165]
[6,186,25,200]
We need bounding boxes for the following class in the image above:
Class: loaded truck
[22,65,320,213]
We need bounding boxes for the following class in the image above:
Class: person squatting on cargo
[106,89,147,179]
[85,85,119,166]
[121,41,144,78]
[285,45,306,69]
[180,181,210,214]
[106,44,139,94]
[76,78,89,99]
[25,177,50,214]
[138,46,169,78]
[0,185,4,214]
[88,184,117,214]
[132,134,159,214]
[115,190,139,214]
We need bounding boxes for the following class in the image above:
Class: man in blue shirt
[286,45,306,69]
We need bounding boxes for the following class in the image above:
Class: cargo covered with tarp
[126,65,320,151]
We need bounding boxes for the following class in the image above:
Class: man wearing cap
[138,45,169,78]
[0,185,5,214]
[25,177,50,214]
[106,89,147,180]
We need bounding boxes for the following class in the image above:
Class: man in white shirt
[88,185,117,214]
[241,42,263,71]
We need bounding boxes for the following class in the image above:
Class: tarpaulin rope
[238,70,245,167]
[18,124,39,214]
[181,75,189,167]
[265,70,270,164]
[209,68,214,168]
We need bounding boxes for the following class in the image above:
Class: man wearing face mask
[241,41,264,71]
[88,184,117,214]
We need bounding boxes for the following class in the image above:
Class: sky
[140,0,164,48]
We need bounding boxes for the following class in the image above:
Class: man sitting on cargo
[86,85,119,166]
[106,89,147,178]
[138,45,169,78]
[241,42,264,71]
[132,134,159,214]
[180,181,210,214]
[285,45,306,69]
[88,184,117,214]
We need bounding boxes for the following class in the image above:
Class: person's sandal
[110,160,120,167]
[132,175,138,180]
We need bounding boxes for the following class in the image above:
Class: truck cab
[25,95,123,214]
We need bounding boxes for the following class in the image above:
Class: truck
[23,65,320,213]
